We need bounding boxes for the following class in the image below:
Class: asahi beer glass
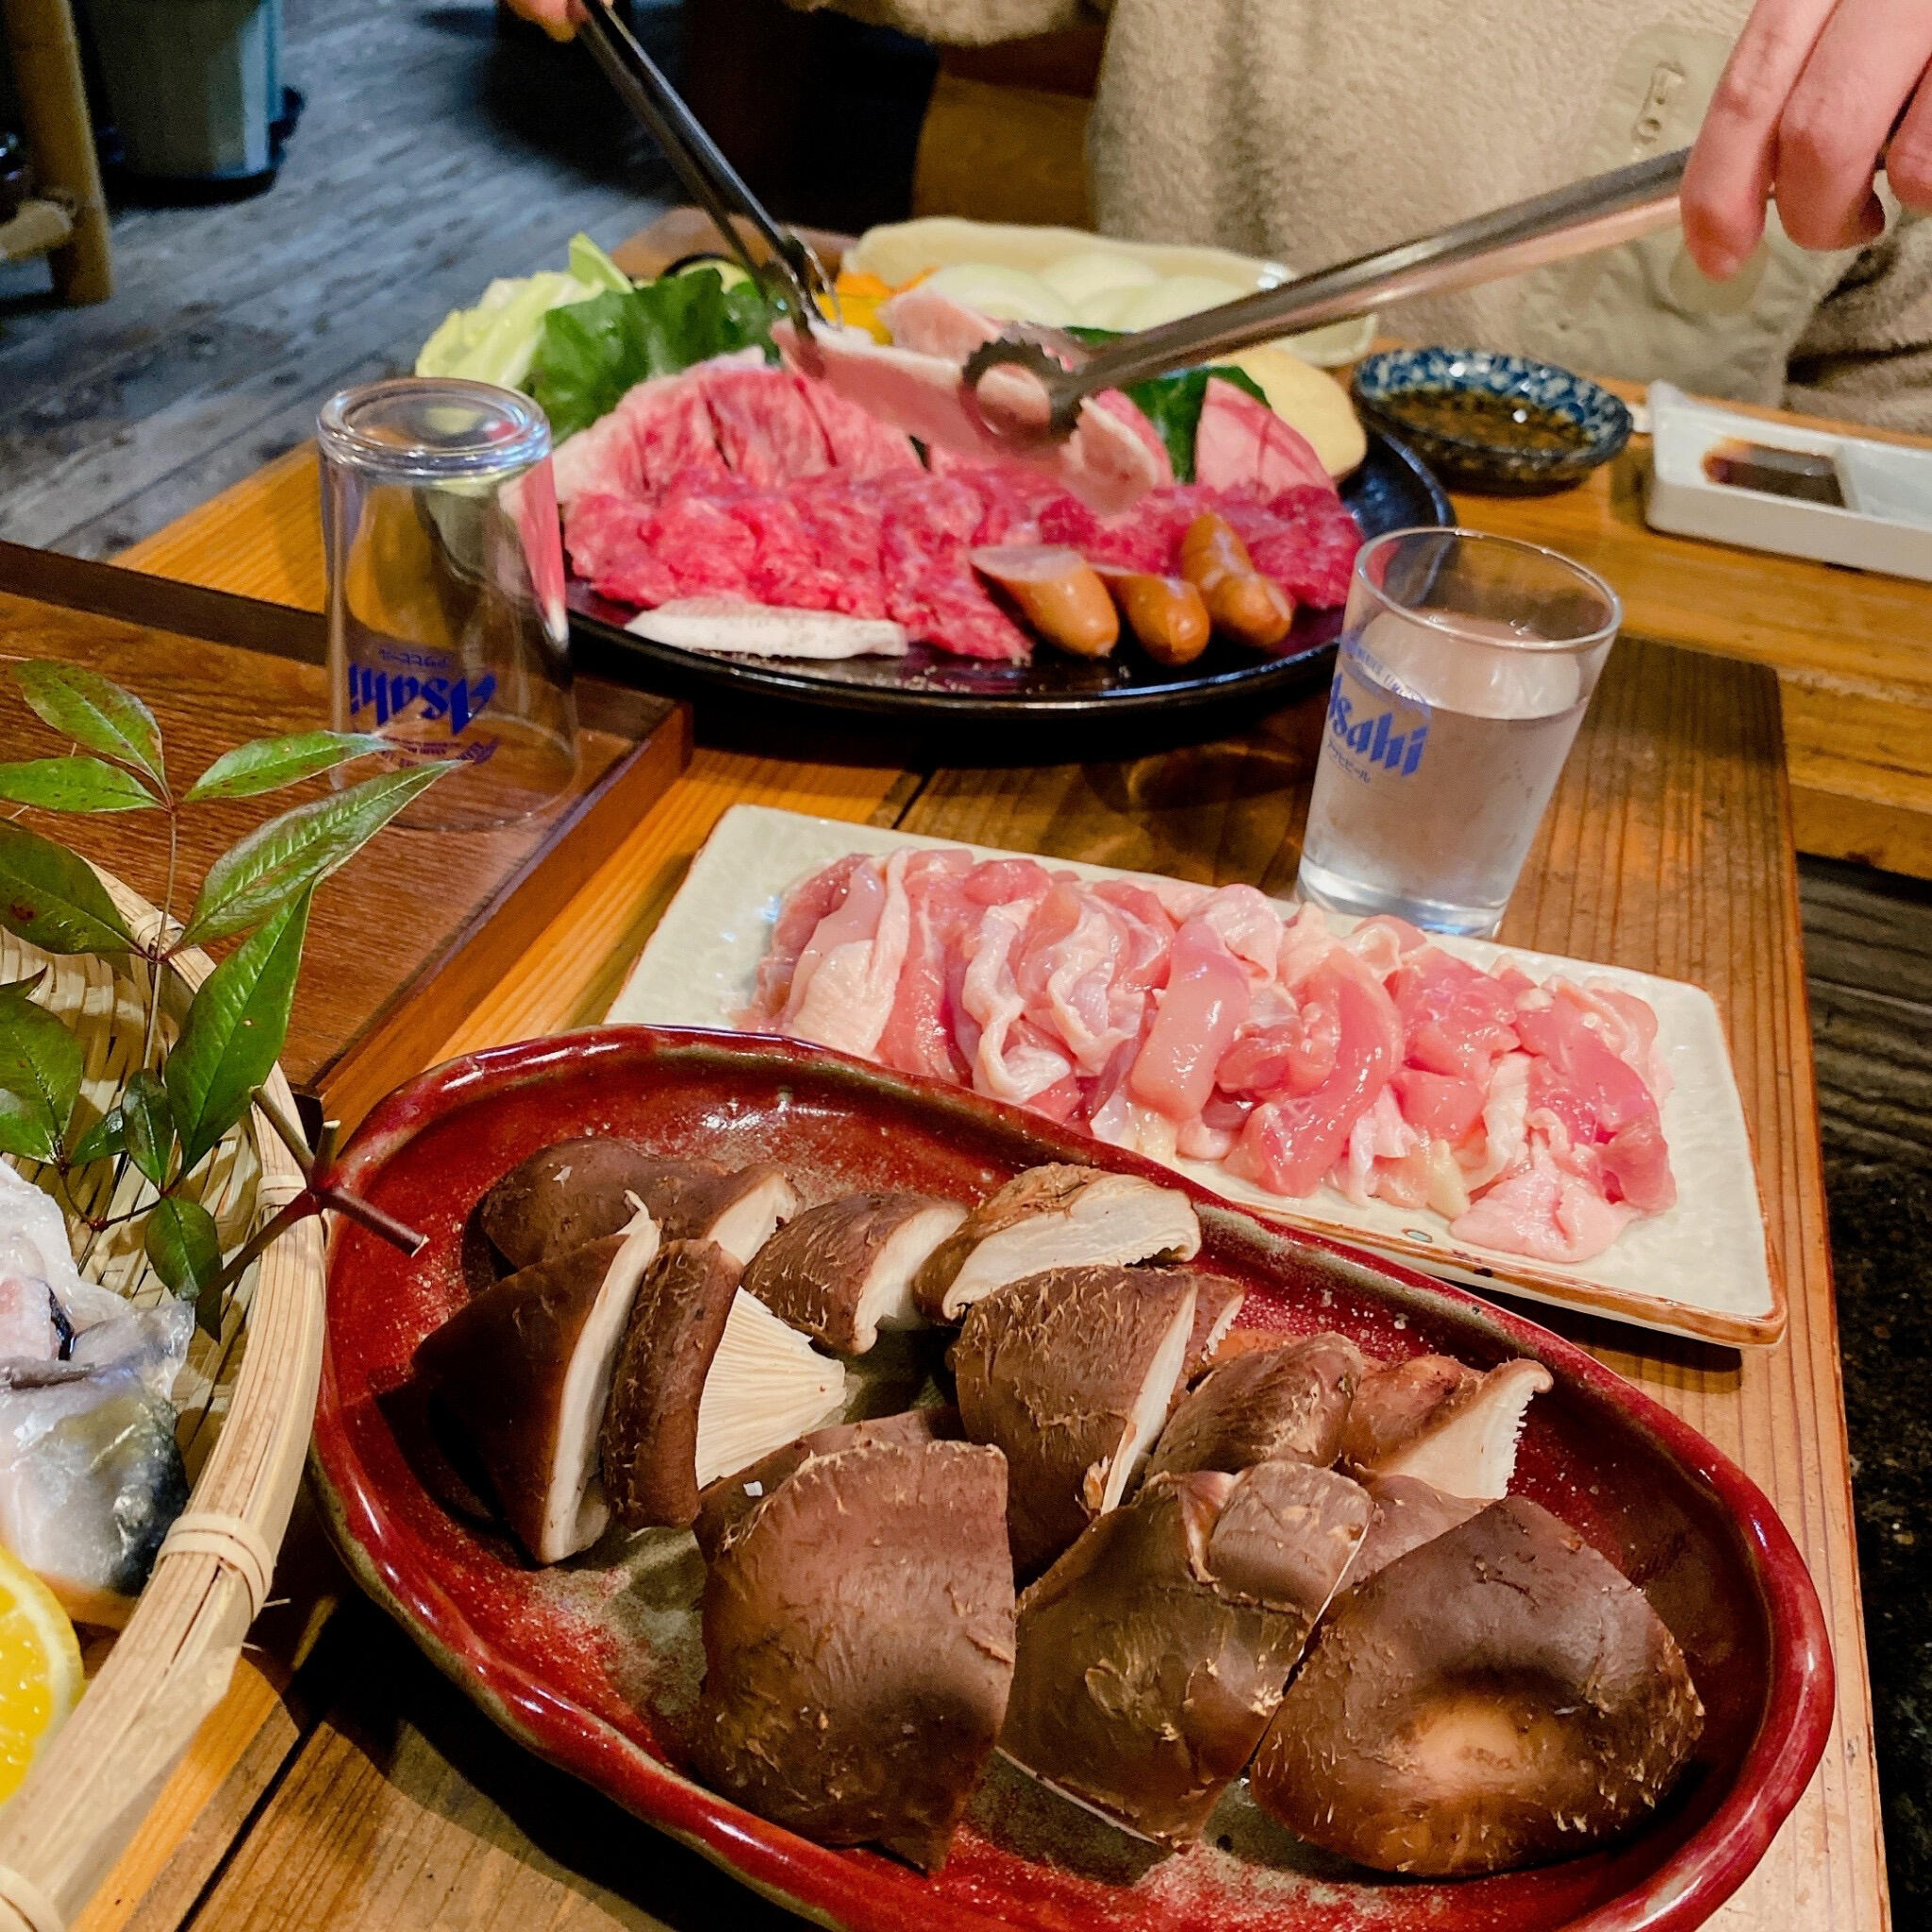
[1297,528,1619,936]
[319,377,576,832]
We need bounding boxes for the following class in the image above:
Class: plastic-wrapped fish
[0,1161,86,1369]
[0,1162,192,1624]
[0,1362,191,1625]
[0,1276,65,1361]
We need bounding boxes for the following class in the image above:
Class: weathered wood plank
[180,1603,797,1932]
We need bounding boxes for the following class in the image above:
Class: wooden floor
[4,0,1929,1911]
[0,0,675,555]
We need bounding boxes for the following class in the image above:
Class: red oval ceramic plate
[312,1027,1833,1932]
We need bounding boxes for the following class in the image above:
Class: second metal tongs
[576,0,830,330]
[962,148,1691,443]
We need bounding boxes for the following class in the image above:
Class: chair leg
[2,0,112,303]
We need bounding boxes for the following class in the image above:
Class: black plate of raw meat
[565,429,1449,741]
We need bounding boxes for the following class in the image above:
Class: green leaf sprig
[0,665,451,1332]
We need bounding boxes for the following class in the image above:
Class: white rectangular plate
[609,805,1783,1347]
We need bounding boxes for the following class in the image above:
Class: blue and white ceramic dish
[1352,347,1632,493]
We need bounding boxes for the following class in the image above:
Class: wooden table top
[58,339,1890,1931]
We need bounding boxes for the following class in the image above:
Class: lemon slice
[0,1545,83,1807]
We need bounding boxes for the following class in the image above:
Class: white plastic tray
[1645,379,1932,581]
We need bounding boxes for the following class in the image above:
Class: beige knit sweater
[803,0,1932,430]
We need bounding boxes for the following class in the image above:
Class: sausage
[1179,514,1295,650]
[970,544,1120,658]
[1094,567,1211,667]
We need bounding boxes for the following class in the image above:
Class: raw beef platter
[417,231,1386,677]
[612,808,1781,1347]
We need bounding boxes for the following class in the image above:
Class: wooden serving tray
[0,541,691,1130]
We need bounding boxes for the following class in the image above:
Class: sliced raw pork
[741,852,1677,1268]
[780,315,1167,515]
[1193,378,1335,498]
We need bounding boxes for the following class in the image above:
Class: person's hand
[1682,0,1932,278]
[503,0,586,42]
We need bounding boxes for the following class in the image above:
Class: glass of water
[1297,527,1620,936]
[318,377,576,832]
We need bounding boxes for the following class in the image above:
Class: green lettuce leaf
[526,268,777,442]
[1060,326,1271,483]
[1124,366,1270,484]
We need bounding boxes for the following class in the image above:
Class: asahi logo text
[345,665,496,733]
[1326,684,1427,776]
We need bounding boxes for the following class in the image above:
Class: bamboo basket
[0,869,325,1932]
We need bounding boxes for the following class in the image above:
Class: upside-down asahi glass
[318,377,576,832]
[1296,527,1620,936]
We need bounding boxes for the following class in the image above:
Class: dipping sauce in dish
[1379,389,1596,455]
[1702,438,1846,507]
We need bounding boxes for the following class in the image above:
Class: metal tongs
[961,149,1691,445]
[576,0,831,333]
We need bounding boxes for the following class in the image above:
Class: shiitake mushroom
[410,1217,660,1563]
[1147,1333,1363,1478]
[692,1434,1016,1872]
[1000,1458,1370,1844]
[741,1191,965,1354]
[914,1164,1200,1323]
[1249,1495,1705,1875]
[952,1264,1197,1574]
[1341,1354,1554,1499]
[473,1138,797,1278]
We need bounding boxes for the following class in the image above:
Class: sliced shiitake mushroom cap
[1250,1494,1705,1876]
[1341,1474,1486,1590]
[1341,1355,1553,1500]
[600,1240,846,1530]
[640,1160,800,1268]
[741,1191,966,1354]
[1001,1459,1369,1845]
[953,1264,1197,1574]
[693,1407,962,1562]
[1179,1271,1247,1383]
[412,1217,660,1563]
[473,1138,666,1275]
[1147,1332,1363,1478]
[474,1141,798,1275]
[913,1163,1201,1323]
[692,1436,1016,1872]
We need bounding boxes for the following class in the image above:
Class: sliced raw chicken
[742,855,1677,1269]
